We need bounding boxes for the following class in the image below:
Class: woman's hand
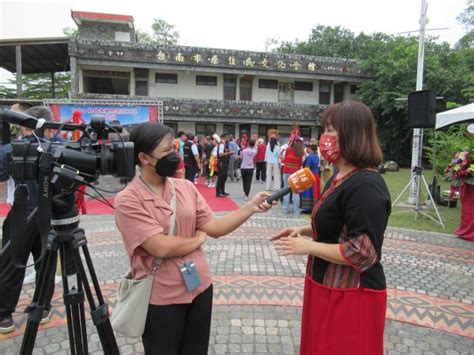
[273,235,314,256]
[195,230,207,246]
[269,226,303,241]
[245,191,275,213]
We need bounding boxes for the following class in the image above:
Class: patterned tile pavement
[0,178,473,354]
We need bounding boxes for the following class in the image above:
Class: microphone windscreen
[287,167,316,193]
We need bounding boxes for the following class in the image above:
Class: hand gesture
[269,227,301,241]
[245,191,276,213]
[273,235,314,256]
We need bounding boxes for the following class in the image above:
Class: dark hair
[320,101,383,168]
[293,140,305,157]
[130,123,174,166]
[177,131,185,138]
[12,102,32,112]
[187,133,195,141]
[248,139,256,148]
[221,132,229,138]
[270,137,277,152]
[24,106,53,121]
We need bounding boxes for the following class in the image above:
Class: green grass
[382,168,460,234]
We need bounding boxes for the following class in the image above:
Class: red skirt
[300,275,386,355]
[456,183,474,242]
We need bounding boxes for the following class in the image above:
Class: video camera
[1,109,134,189]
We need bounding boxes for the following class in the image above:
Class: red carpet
[0,181,238,217]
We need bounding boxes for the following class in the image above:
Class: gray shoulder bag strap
[153,178,177,267]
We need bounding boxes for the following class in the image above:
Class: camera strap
[35,150,54,265]
[10,184,29,268]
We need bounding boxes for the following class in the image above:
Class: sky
[0,0,469,84]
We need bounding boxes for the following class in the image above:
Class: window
[300,127,312,140]
[224,77,236,100]
[295,81,313,91]
[135,68,148,96]
[196,75,217,86]
[258,79,278,89]
[115,31,131,42]
[334,83,345,103]
[83,70,130,95]
[156,73,177,84]
[240,78,252,101]
[319,81,331,105]
[196,123,216,136]
[223,124,236,136]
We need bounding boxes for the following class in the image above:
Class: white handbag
[111,179,176,337]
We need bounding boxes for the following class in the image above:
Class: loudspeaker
[407,90,436,128]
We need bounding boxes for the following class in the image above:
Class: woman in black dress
[272,101,391,355]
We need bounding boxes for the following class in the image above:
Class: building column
[15,45,22,98]
[70,56,78,97]
[130,69,135,97]
[51,72,56,98]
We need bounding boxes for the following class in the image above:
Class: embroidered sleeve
[339,234,378,273]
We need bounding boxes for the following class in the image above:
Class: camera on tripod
[0,108,132,354]
[2,109,134,189]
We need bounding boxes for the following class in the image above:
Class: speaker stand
[392,166,445,229]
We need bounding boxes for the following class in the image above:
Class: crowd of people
[170,129,325,209]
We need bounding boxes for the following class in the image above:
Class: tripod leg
[421,174,445,229]
[392,174,417,207]
[70,229,119,355]
[20,233,58,355]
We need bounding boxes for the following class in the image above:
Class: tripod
[20,196,119,354]
[392,166,445,229]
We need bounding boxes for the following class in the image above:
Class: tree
[150,18,179,45]
[276,23,472,166]
[0,73,70,99]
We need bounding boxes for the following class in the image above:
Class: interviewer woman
[115,123,271,354]
[272,101,391,355]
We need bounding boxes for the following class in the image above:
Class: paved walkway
[0,178,473,354]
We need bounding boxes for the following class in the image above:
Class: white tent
[435,103,474,130]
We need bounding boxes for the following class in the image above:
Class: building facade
[69,11,369,139]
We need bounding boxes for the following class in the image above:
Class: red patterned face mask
[319,134,341,163]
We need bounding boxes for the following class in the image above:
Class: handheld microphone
[266,167,316,204]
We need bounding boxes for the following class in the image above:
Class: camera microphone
[266,167,316,204]
[1,109,42,129]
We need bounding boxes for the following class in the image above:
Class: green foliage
[276,16,473,166]
[136,18,180,45]
[425,124,472,174]
[63,27,78,38]
[0,73,70,99]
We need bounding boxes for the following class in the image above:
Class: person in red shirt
[281,130,305,215]
[255,138,267,183]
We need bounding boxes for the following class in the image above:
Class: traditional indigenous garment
[301,169,390,355]
[301,153,321,211]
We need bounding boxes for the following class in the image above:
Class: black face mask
[151,151,180,177]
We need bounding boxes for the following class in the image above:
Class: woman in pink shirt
[114,123,272,354]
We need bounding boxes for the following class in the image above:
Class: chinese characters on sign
[146,49,351,74]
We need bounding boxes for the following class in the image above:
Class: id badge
[180,261,201,292]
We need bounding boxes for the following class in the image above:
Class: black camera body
[8,139,134,184]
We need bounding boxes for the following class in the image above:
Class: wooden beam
[15,45,22,98]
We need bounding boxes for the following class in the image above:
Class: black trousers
[241,169,254,197]
[216,164,228,195]
[142,285,213,355]
[185,165,198,182]
[0,212,55,319]
[255,162,266,182]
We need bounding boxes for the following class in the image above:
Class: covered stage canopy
[436,103,474,130]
